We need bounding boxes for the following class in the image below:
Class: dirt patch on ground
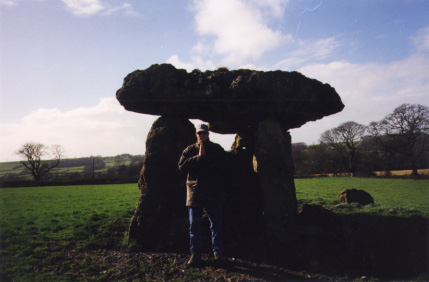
[58,250,347,281]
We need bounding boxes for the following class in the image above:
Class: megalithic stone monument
[116,64,344,252]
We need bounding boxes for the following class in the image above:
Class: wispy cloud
[0,0,139,16]
[102,3,140,17]
[0,0,18,7]
[61,0,140,17]
[0,0,49,7]
[412,25,429,53]
[275,37,341,70]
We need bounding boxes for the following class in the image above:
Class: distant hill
[0,154,144,183]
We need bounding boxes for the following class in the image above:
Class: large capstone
[116,64,344,134]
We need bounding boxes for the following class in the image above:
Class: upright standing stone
[253,120,297,245]
[225,128,264,254]
[128,116,196,251]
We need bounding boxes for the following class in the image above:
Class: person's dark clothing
[179,139,226,256]
[188,205,223,255]
[178,140,226,207]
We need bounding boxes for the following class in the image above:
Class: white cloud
[61,0,104,16]
[299,54,429,107]
[166,54,217,72]
[289,52,429,145]
[0,98,157,161]
[61,0,139,17]
[192,0,293,65]
[167,55,201,71]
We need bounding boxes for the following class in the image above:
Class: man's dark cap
[196,124,209,133]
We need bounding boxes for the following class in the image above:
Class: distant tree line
[1,152,144,187]
[293,104,429,177]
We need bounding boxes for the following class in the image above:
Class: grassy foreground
[0,184,139,281]
[0,178,428,281]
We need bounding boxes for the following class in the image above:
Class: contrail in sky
[299,1,323,17]
[294,1,323,40]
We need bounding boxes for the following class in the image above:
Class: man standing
[178,124,226,267]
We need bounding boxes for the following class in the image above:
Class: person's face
[196,131,209,142]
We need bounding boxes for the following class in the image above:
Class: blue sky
[1,0,428,161]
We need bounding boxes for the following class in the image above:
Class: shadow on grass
[224,204,428,281]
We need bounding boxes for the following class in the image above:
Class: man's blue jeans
[188,205,223,255]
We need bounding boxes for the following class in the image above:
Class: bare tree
[367,104,429,176]
[16,142,64,181]
[320,121,366,176]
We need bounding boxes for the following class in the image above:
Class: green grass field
[0,184,139,281]
[295,177,429,217]
[0,178,428,281]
